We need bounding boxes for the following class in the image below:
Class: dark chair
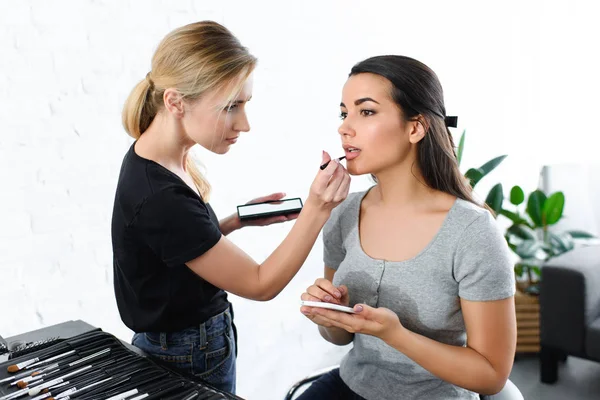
[540,245,600,383]
[284,365,523,400]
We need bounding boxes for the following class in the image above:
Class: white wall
[1,0,599,398]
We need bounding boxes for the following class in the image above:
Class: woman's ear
[163,88,185,117]
[408,115,427,144]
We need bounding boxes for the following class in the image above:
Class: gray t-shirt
[324,189,516,400]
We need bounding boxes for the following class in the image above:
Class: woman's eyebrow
[340,97,380,108]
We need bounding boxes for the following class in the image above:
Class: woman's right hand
[300,278,350,327]
[305,151,350,213]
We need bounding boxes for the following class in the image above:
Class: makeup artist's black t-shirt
[111,143,229,333]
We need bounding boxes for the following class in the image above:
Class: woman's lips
[344,148,361,160]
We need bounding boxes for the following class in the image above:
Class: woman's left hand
[239,192,299,228]
[304,303,404,343]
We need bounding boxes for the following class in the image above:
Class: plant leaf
[510,186,525,206]
[507,224,536,240]
[515,239,542,259]
[499,209,528,225]
[478,155,508,177]
[549,232,574,254]
[514,264,524,278]
[457,130,466,167]
[527,190,547,227]
[485,183,504,215]
[566,230,597,239]
[505,237,518,252]
[543,192,565,226]
[465,168,484,188]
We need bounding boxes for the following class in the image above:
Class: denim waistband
[149,307,232,350]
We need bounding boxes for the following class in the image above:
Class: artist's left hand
[238,192,299,228]
[304,303,404,343]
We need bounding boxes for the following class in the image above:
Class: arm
[219,213,241,236]
[300,200,354,345]
[386,297,516,395]
[187,158,350,301]
[189,203,329,301]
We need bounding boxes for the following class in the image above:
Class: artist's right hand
[300,278,350,326]
[305,151,350,212]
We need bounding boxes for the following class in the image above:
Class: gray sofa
[540,245,600,383]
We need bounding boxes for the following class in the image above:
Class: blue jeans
[297,368,365,400]
[132,307,236,394]
[296,368,366,400]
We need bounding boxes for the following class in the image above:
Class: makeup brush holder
[0,330,242,399]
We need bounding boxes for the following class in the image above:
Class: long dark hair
[350,55,477,205]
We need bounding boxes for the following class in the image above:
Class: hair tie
[145,72,155,90]
[445,116,458,128]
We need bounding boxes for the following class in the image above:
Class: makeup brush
[320,156,346,170]
[11,349,116,389]
[6,357,79,386]
[6,350,76,373]
[102,375,174,400]
[7,337,116,373]
[0,365,50,384]
[41,373,112,400]
[178,389,201,400]
[26,365,94,397]
[97,370,168,398]
[129,381,186,400]
[66,374,133,400]
[14,349,112,388]
[73,368,159,400]
[27,372,107,400]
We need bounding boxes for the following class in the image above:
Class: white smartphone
[300,300,356,314]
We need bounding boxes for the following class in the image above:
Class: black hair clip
[445,116,458,128]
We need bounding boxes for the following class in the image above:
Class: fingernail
[355,305,363,313]
[324,295,333,302]
[334,291,341,298]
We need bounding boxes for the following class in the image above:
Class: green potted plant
[455,131,595,293]
[498,187,595,293]
[456,130,506,197]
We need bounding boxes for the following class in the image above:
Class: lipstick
[319,156,346,170]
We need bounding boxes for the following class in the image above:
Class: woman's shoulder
[450,198,504,241]
[324,189,369,236]
[453,198,493,223]
[330,189,369,219]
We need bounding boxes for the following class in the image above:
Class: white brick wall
[1,1,599,398]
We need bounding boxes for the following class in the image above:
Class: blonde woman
[111,21,350,393]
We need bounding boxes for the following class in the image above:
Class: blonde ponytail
[122,76,156,139]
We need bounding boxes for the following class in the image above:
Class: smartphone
[300,300,356,314]
[237,197,303,221]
